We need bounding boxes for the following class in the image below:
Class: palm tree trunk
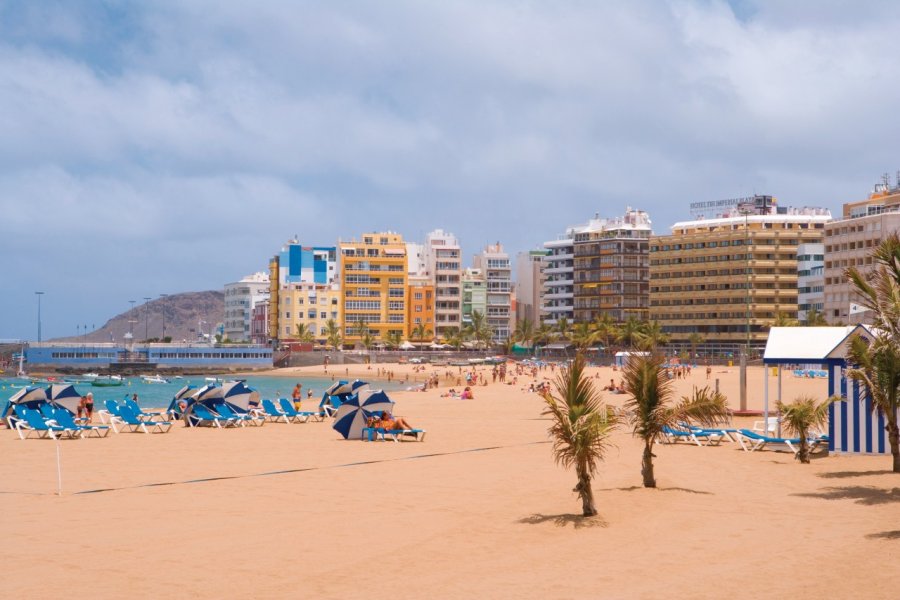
[797,436,810,464]
[574,468,597,516]
[888,421,900,473]
[641,441,656,488]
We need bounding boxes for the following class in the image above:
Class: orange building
[407,275,435,342]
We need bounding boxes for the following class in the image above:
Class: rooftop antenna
[883,172,891,190]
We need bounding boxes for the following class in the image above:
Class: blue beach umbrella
[330,379,369,397]
[2,385,49,420]
[221,380,259,411]
[332,389,395,440]
[46,383,84,414]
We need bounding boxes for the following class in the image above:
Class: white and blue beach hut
[763,325,897,455]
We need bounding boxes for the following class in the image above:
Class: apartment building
[573,208,652,323]
[541,232,575,325]
[267,240,337,343]
[462,268,487,329]
[278,282,341,344]
[340,232,408,344]
[424,229,463,339]
[824,176,900,324]
[224,272,270,342]
[797,243,825,323]
[407,275,435,340]
[515,249,549,326]
[473,244,512,342]
[650,203,831,347]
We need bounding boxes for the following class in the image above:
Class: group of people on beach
[76,392,94,422]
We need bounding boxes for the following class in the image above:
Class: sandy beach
[1,362,895,599]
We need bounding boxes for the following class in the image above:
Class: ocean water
[1,375,406,410]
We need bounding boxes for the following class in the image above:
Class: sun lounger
[361,426,427,442]
[98,399,122,424]
[214,402,263,427]
[110,405,173,434]
[278,398,321,423]
[736,429,801,454]
[661,425,722,447]
[14,406,80,440]
[186,404,239,428]
[318,396,341,418]
[752,417,779,435]
[123,398,167,422]
[261,399,291,423]
[680,422,741,443]
[50,407,111,438]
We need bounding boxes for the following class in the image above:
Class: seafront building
[473,244,513,343]
[407,275,436,341]
[462,268,487,329]
[515,249,549,326]
[573,208,652,323]
[797,243,825,323]
[424,229,463,340]
[25,342,272,369]
[649,196,831,348]
[823,175,900,324]
[250,300,269,345]
[541,230,575,326]
[277,282,341,345]
[340,232,409,345]
[223,272,270,342]
[267,240,338,344]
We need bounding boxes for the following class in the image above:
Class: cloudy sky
[2,0,900,340]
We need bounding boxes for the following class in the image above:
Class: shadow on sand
[518,513,608,529]
[866,530,900,540]
[794,485,900,506]
[599,485,712,495]
[818,470,894,479]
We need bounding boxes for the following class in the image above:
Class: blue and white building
[25,342,272,369]
[276,240,337,285]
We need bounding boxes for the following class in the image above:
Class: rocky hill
[52,291,225,344]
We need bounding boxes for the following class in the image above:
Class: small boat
[92,375,124,387]
[204,377,222,383]
[82,372,101,379]
[141,375,169,384]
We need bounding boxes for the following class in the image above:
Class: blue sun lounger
[50,407,111,438]
[736,429,801,454]
[188,404,238,428]
[213,402,263,427]
[111,405,173,434]
[278,398,321,423]
[661,425,723,447]
[14,406,79,440]
[361,426,427,442]
[261,399,291,423]
[123,398,167,422]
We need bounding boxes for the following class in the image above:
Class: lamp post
[35,291,44,342]
[143,297,151,342]
[128,300,136,336]
[159,294,168,341]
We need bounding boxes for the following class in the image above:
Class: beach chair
[214,402,263,427]
[98,399,122,424]
[661,425,722,447]
[50,407,111,438]
[680,422,741,443]
[319,396,341,418]
[278,398,320,423]
[13,406,78,440]
[736,429,800,454]
[110,405,173,434]
[361,426,427,442]
[261,399,291,424]
[752,417,779,435]
[189,404,238,428]
[123,398,167,422]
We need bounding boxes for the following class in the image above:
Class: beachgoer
[706,365,712,380]
[77,395,86,420]
[376,411,414,431]
[461,386,474,400]
[83,392,94,422]
[307,388,313,399]
[292,383,302,410]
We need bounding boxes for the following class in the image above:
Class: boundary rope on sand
[58,439,552,496]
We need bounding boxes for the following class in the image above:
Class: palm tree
[443,326,465,351]
[411,323,433,347]
[635,320,669,350]
[570,322,597,350]
[617,316,644,349]
[514,317,535,350]
[554,316,571,342]
[803,308,828,326]
[541,353,619,516]
[591,314,619,353]
[777,395,838,464]
[622,353,729,487]
[772,312,799,327]
[295,323,315,344]
[687,332,704,359]
[360,329,375,351]
[324,319,342,350]
[846,233,900,472]
[468,310,493,349]
[533,323,554,347]
[384,330,403,350]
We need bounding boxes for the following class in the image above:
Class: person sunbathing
[374,411,414,431]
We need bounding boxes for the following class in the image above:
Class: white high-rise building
[424,229,463,339]
[541,230,575,325]
[515,249,549,326]
[473,243,512,343]
[797,243,825,323]
[224,272,270,342]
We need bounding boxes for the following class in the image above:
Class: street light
[35,291,44,342]
[143,296,151,342]
[128,300,136,336]
[159,294,169,341]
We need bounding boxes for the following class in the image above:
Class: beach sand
[1,362,895,598]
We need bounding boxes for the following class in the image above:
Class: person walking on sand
[292,383,302,410]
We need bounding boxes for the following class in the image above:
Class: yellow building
[340,232,408,345]
[277,282,341,345]
[407,275,435,341]
[650,208,830,348]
